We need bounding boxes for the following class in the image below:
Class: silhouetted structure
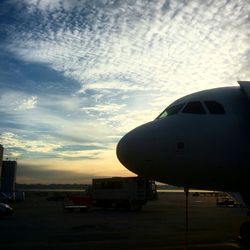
[1,160,17,193]
[0,145,3,187]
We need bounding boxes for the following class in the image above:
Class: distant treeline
[15,183,180,190]
[16,183,90,190]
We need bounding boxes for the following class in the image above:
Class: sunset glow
[1,0,250,183]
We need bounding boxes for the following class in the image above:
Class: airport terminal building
[0,145,17,193]
[1,160,17,193]
[0,145,3,188]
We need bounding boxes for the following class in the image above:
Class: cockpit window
[204,101,225,114]
[182,101,206,114]
[156,103,185,119]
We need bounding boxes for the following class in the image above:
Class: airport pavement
[0,192,249,249]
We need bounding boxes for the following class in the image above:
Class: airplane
[116,81,250,243]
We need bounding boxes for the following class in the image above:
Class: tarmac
[0,191,249,249]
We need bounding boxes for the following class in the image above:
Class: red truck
[65,177,157,211]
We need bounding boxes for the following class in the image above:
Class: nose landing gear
[184,187,189,250]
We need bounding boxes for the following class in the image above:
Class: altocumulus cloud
[1,0,250,183]
[15,96,37,111]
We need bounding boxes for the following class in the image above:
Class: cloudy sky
[0,0,250,184]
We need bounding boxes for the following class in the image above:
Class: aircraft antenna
[184,187,189,250]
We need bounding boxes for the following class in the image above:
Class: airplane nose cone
[116,132,134,168]
[116,123,154,174]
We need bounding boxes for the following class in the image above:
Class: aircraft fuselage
[117,84,250,192]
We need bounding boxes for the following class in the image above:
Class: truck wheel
[111,202,118,210]
[129,201,142,211]
[240,221,250,244]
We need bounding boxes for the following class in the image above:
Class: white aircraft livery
[117,81,250,204]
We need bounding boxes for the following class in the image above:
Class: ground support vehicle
[0,203,13,218]
[91,177,157,211]
[63,195,91,212]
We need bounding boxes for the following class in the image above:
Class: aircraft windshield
[156,103,185,119]
[204,101,225,114]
